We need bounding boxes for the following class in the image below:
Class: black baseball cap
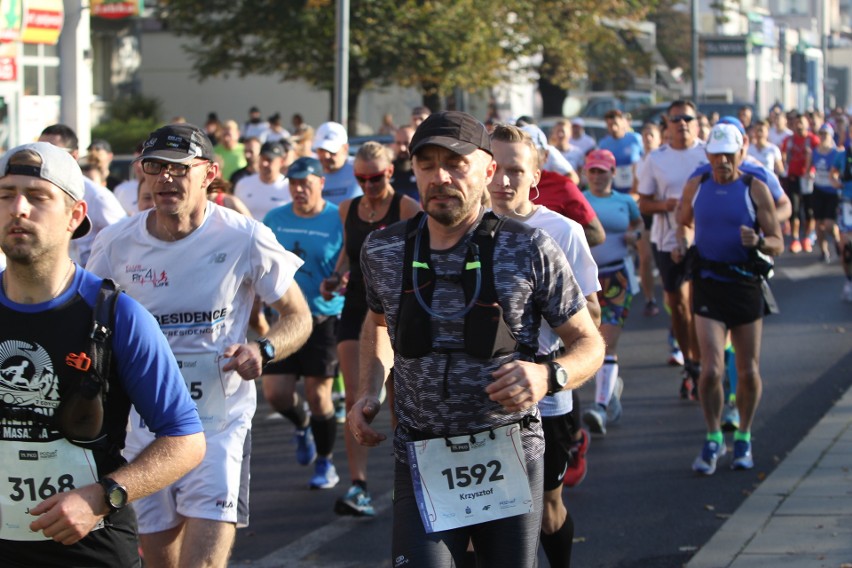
[409,111,492,157]
[260,141,286,158]
[137,123,215,164]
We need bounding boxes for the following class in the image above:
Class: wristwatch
[256,338,275,368]
[98,477,128,513]
[546,361,569,395]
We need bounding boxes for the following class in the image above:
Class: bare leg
[730,319,763,433]
[694,315,727,432]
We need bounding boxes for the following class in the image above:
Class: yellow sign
[21,0,63,45]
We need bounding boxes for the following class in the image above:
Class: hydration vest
[394,211,537,360]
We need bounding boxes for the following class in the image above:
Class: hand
[348,396,386,447]
[319,275,341,301]
[222,342,263,380]
[29,484,106,545]
[624,230,639,247]
[665,198,679,212]
[485,360,549,413]
[740,225,759,248]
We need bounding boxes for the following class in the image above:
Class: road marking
[229,490,394,568]
[775,263,841,281]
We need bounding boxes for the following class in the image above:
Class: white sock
[595,357,619,407]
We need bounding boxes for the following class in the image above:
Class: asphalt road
[229,250,852,568]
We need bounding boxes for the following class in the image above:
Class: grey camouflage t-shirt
[362,213,586,464]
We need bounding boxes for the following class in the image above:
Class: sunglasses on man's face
[669,115,696,124]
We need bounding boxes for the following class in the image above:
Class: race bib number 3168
[406,424,533,533]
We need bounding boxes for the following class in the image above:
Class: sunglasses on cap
[669,115,696,123]
[355,170,388,184]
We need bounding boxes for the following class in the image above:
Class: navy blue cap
[287,157,324,179]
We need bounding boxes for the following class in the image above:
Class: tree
[647,0,692,83]
[156,0,659,126]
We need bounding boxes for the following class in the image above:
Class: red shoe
[563,429,589,487]
[802,237,813,253]
[789,239,802,254]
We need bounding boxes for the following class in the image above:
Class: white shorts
[129,419,250,533]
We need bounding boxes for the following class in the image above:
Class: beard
[425,186,481,227]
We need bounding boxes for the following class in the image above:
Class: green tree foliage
[156,0,659,123]
[648,0,693,80]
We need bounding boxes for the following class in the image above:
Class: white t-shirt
[523,205,600,417]
[234,173,291,220]
[242,121,270,141]
[768,126,792,148]
[113,178,140,215]
[571,133,597,155]
[74,178,127,267]
[559,146,587,172]
[262,128,291,144]
[87,203,302,446]
[544,145,576,176]
[747,143,783,173]
[637,141,708,252]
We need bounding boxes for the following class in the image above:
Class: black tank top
[344,192,403,290]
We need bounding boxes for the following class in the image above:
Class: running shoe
[843,281,852,303]
[644,300,660,317]
[789,239,802,254]
[721,402,740,432]
[334,485,376,517]
[583,405,607,435]
[731,440,754,470]
[607,377,624,425]
[563,430,590,487]
[334,399,347,424]
[692,439,726,475]
[669,348,685,367]
[294,426,317,466]
[680,361,700,401]
[802,237,813,253]
[821,250,831,264]
[310,457,340,489]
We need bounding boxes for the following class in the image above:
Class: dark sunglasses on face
[669,115,696,123]
[355,170,387,184]
[141,160,208,177]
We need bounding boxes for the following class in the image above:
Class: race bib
[175,352,228,433]
[814,168,832,188]
[0,439,98,541]
[799,176,814,195]
[614,165,634,189]
[406,424,533,533]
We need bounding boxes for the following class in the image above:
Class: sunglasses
[142,160,208,177]
[669,115,696,123]
[355,170,388,184]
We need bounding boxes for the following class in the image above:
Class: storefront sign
[0,0,22,42]
[91,0,143,19]
[702,36,749,58]
[21,0,63,45]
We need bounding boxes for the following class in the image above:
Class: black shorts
[542,412,576,492]
[337,292,369,343]
[642,213,653,232]
[653,245,689,293]
[692,275,763,328]
[265,316,339,377]
[812,190,840,221]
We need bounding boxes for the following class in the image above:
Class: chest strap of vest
[395,211,536,362]
[57,279,121,444]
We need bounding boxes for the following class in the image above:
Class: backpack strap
[85,279,121,398]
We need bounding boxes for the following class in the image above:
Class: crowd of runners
[1,98,851,568]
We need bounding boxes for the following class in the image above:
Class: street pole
[691,0,699,102]
[334,0,350,129]
[820,0,830,111]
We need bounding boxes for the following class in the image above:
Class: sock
[310,413,337,457]
[706,431,723,445]
[734,430,751,443]
[352,479,368,491]
[594,356,618,407]
[724,345,737,402]
[540,514,575,568]
[280,393,309,429]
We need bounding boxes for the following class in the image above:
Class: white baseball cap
[312,122,348,154]
[706,124,744,154]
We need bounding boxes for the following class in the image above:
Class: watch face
[108,487,127,508]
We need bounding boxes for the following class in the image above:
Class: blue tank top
[693,175,755,280]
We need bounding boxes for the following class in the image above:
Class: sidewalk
[687,385,852,568]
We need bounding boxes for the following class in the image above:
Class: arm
[585,293,601,328]
[582,216,606,247]
[743,179,784,256]
[639,193,679,216]
[320,201,352,300]
[672,176,700,263]
[486,304,604,412]
[222,281,312,380]
[29,433,205,545]
[349,310,394,446]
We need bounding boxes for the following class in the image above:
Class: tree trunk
[539,76,567,118]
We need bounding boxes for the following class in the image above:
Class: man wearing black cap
[86,138,122,190]
[0,142,205,566]
[234,140,295,220]
[87,123,312,568]
[348,111,604,567]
